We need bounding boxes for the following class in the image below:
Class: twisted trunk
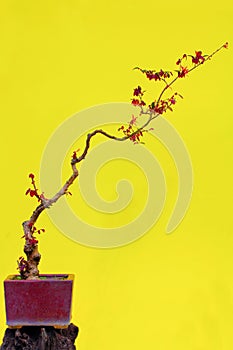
[20,121,155,279]
[23,243,41,280]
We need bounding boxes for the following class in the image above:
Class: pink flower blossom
[129,115,137,125]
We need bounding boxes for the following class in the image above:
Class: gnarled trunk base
[0,323,78,350]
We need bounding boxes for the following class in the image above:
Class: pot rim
[4,274,74,281]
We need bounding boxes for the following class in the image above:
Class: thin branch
[156,42,227,106]
[72,114,155,164]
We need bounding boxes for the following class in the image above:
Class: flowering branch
[18,42,228,279]
[132,42,228,118]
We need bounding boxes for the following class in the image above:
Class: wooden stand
[0,323,79,350]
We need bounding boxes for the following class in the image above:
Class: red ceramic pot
[4,274,74,328]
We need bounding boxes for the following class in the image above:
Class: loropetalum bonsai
[18,43,228,280]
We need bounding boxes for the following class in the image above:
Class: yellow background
[0,1,232,349]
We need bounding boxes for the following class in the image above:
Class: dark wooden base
[0,323,79,350]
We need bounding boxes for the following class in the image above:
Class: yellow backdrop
[0,1,232,349]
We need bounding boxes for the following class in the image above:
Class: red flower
[29,190,37,197]
[178,66,189,78]
[28,238,38,245]
[72,149,80,159]
[170,97,176,105]
[146,72,160,81]
[132,99,140,106]
[29,173,35,180]
[25,189,37,197]
[133,86,142,96]
[192,51,205,64]
[130,131,143,143]
[223,42,228,49]
[131,99,145,106]
[159,69,164,77]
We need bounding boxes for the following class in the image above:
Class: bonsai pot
[4,274,74,328]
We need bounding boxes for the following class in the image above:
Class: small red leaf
[25,188,30,195]
[29,190,36,197]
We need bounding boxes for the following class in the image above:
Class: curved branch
[73,113,155,165]
[20,42,227,279]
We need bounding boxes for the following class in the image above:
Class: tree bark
[0,324,78,350]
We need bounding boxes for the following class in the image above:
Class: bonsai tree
[18,43,228,280]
